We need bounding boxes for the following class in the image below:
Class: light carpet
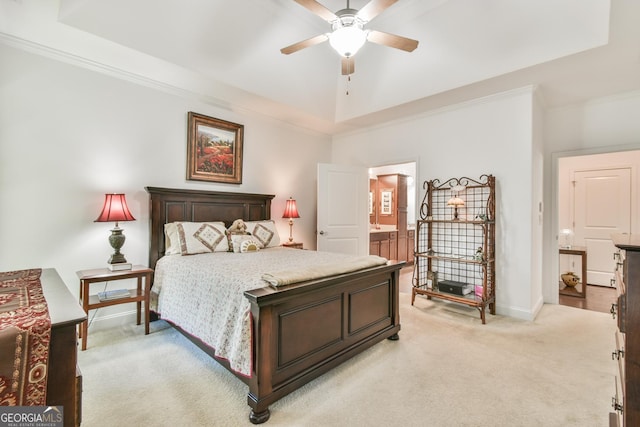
[78,293,617,426]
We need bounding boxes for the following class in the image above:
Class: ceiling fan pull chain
[346,74,351,96]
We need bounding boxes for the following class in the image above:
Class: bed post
[247,303,273,424]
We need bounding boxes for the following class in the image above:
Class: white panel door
[573,168,631,286]
[317,163,368,255]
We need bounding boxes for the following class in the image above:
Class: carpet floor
[77,292,617,426]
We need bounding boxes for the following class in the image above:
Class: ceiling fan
[281,0,419,75]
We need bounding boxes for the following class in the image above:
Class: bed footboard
[243,260,403,423]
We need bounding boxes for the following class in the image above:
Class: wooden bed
[146,186,403,424]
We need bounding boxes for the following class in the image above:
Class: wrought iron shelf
[411,174,496,324]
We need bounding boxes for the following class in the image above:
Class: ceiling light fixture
[328,12,367,58]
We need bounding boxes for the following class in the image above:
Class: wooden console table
[559,246,587,298]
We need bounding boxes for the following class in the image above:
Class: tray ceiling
[2,0,640,134]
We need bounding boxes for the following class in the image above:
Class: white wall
[0,44,331,325]
[332,87,540,319]
[543,90,640,302]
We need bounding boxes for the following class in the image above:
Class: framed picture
[187,112,244,184]
[380,189,393,215]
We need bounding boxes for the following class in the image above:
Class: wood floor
[559,284,617,314]
[401,266,616,314]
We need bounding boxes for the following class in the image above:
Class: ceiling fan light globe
[329,26,367,57]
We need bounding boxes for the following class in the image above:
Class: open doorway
[556,150,639,312]
[369,161,417,293]
[369,161,417,228]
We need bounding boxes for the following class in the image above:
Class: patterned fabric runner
[0,268,51,406]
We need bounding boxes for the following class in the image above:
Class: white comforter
[151,247,388,377]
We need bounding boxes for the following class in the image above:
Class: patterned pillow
[175,222,229,255]
[245,220,281,248]
[230,234,261,253]
[240,239,261,253]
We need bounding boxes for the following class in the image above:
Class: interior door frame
[548,146,640,304]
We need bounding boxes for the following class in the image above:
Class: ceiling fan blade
[293,0,338,22]
[367,30,419,52]
[357,0,398,22]
[281,34,329,55]
[341,57,355,75]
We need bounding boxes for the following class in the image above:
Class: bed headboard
[145,186,274,269]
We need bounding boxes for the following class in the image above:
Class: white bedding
[151,247,388,377]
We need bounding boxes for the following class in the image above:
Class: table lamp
[282,197,300,243]
[95,193,135,270]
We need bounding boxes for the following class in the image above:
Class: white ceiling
[2,0,640,134]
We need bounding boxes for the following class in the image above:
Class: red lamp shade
[95,194,136,224]
[282,197,300,219]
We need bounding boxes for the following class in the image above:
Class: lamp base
[108,226,129,265]
[288,219,294,242]
[108,252,128,264]
[108,262,132,271]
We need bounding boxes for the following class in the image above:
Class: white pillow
[245,220,281,248]
[172,222,229,255]
[164,222,181,255]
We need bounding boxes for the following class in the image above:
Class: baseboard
[495,295,544,321]
[86,309,139,332]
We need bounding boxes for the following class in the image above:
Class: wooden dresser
[41,268,87,427]
[611,234,640,426]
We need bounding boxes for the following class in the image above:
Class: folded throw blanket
[262,255,388,287]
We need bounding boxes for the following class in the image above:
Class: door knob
[319,230,326,235]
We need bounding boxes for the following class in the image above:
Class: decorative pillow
[230,234,260,253]
[245,220,281,248]
[164,222,182,255]
[240,239,261,253]
[175,222,229,255]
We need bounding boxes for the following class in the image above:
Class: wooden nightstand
[77,265,153,350]
[282,242,303,249]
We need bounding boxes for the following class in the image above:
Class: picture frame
[380,189,393,215]
[187,112,244,184]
